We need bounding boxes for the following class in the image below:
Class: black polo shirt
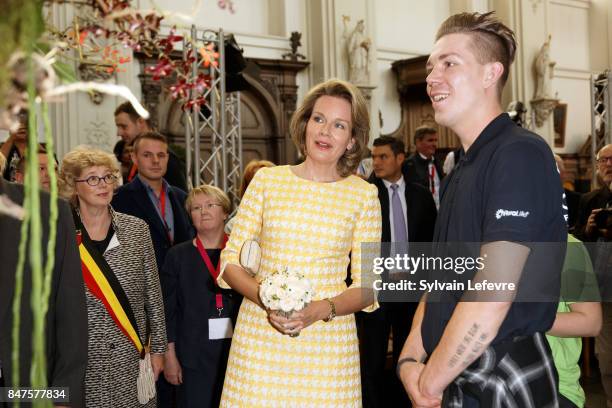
[421,113,567,355]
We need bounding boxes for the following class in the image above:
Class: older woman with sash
[59,147,167,407]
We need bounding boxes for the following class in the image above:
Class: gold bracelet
[322,298,336,322]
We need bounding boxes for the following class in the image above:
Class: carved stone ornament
[282,32,306,61]
[84,118,113,151]
[530,97,559,128]
[78,62,115,105]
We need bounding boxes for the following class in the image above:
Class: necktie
[391,184,408,244]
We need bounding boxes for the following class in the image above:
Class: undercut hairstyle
[240,160,275,198]
[436,11,517,96]
[373,136,405,156]
[290,78,370,178]
[114,101,151,127]
[414,126,438,144]
[132,132,168,154]
[186,184,232,217]
[59,146,120,206]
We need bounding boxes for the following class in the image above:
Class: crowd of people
[1,10,611,408]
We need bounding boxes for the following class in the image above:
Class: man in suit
[111,132,193,408]
[402,126,443,209]
[114,102,187,191]
[574,144,612,242]
[0,178,88,407]
[112,132,193,271]
[359,136,437,408]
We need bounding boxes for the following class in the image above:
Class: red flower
[158,28,183,55]
[146,58,174,80]
[183,96,207,111]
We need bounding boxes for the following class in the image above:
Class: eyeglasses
[75,174,118,186]
[597,157,612,165]
[191,203,224,212]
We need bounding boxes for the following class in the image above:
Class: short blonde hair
[59,146,120,206]
[290,79,370,178]
[240,160,275,198]
[185,184,232,218]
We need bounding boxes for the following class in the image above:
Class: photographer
[574,143,612,407]
[575,144,612,242]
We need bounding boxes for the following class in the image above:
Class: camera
[595,208,612,230]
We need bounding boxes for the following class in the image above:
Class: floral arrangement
[259,267,314,317]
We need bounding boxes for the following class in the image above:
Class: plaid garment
[442,333,559,408]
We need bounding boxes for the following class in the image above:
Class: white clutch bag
[240,240,261,276]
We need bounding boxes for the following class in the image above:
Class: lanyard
[128,163,138,181]
[429,163,436,194]
[157,187,173,244]
[195,235,228,316]
[159,186,166,220]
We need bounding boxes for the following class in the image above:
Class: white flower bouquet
[259,267,315,321]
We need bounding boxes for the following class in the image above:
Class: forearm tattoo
[448,323,488,368]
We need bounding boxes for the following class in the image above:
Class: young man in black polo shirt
[397,12,567,407]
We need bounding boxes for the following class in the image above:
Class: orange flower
[198,44,219,68]
[79,30,88,45]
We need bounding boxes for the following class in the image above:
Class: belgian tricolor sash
[74,213,145,355]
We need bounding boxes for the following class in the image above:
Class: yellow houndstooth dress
[218,165,381,407]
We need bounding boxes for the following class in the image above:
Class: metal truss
[591,71,612,178]
[183,25,242,210]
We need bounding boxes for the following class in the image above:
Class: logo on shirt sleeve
[495,209,530,220]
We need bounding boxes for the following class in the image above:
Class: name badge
[209,318,233,340]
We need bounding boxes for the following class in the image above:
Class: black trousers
[177,366,224,408]
[157,375,178,408]
[357,301,418,408]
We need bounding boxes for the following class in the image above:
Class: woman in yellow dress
[218,78,381,407]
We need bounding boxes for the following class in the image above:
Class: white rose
[279,297,298,313]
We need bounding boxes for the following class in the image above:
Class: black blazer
[402,153,444,191]
[161,242,241,407]
[161,242,241,367]
[111,177,193,269]
[574,186,611,242]
[0,179,88,407]
[371,176,437,244]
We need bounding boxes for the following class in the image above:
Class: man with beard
[574,143,612,407]
[574,144,612,243]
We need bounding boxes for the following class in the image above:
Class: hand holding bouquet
[260,267,314,336]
